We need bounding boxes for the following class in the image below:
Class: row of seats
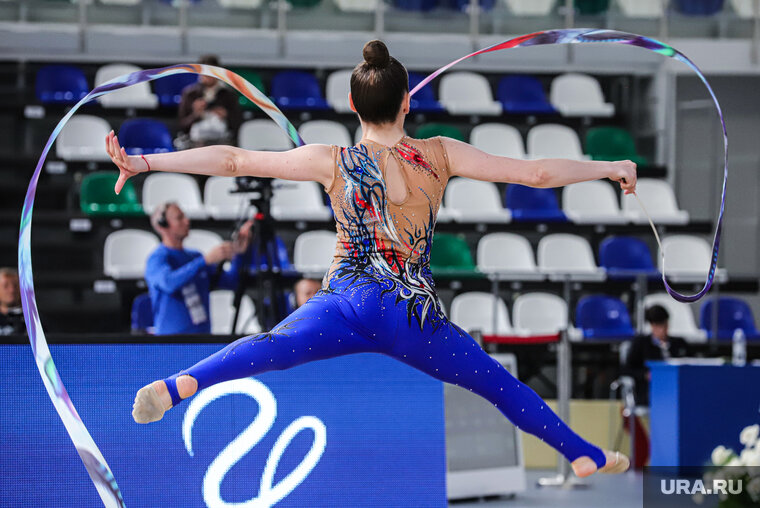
[37,63,615,117]
[451,291,759,342]
[102,227,719,284]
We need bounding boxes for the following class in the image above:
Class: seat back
[643,293,705,342]
[393,0,438,11]
[153,72,198,106]
[131,293,154,333]
[562,181,622,217]
[210,290,261,335]
[574,0,609,14]
[271,70,327,109]
[35,65,89,104]
[238,119,295,150]
[104,229,159,279]
[550,73,607,110]
[430,233,476,271]
[95,64,158,108]
[184,230,224,256]
[203,176,251,220]
[118,119,174,155]
[450,292,511,335]
[527,124,584,159]
[325,69,353,113]
[730,0,754,17]
[505,184,565,221]
[142,173,206,218]
[477,233,537,273]
[621,178,681,216]
[445,179,504,214]
[439,72,499,112]
[503,0,555,15]
[218,0,264,8]
[293,231,337,273]
[415,123,465,141]
[272,179,328,211]
[537,234,599,272]
[409,72,444,113]
[616,0,664,16]
[230,69,266,109]
[660,235,711,274]
[576,295,635,339]
[80,171,143,216]
[298,120,352,146]
[585,126,639,161]
[599,236,655,271]
[674,0,724,15]
[513,292,567,335]
[497,75,555,114]
[470,123,525,158]
[57,115,112,161]
[700,296,758,339]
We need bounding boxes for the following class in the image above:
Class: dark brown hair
[350,40,408,124]
[199,54,220,67]
[645,304,669,325]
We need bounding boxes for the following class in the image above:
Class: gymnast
[106,40,634,478]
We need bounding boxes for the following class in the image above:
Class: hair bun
[363,40,391,69]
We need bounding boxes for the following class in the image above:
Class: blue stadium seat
[700,297,760,340]
[497,75,556,115]
[576,295,635,339]
[394,0,437,10]
[673,0,724,15]
[505,184,567,222]
[271,71,330,111]
[35,65,89,104]
[452,0,495,11]
[118,119,174,155]
[131,293,154,334]
[409,72,445,113]
[249,236,295,273]
[598,236,659,279]
[154,72,198,106]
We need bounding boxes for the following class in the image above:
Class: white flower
[748,477,760,502]
[712,445,734,466]
[741,424,760,448]
[742,448,760,467]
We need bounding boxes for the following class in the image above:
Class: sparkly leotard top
[323,136,450,289]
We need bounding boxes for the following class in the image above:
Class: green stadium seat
[430,233,481,278]
[231,69,266,110]
[414,123,466,142]
[585,126,648,166]
[80,171,144,217]
[575,0,609,14]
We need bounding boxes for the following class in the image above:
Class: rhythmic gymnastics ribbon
[20,29,725,506]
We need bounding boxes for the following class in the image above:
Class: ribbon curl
[20,29,726,506]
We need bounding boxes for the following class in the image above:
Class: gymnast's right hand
[105,130,147,195]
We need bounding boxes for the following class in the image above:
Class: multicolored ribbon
[20,29,726,506]
[411,28,726,303]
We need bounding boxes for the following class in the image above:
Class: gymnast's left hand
[105,130,145,195]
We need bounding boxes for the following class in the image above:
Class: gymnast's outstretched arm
[104,131,334,195]
[441,136,638,194]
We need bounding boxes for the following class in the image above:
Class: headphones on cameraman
[156,202,174,229]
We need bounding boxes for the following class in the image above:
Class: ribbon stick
[411,28,726,303]
[18,64,302,507]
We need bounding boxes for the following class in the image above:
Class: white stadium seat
[476,233,542,280]
[203,176,252,220]
[184,229,223,256]
[271,179,332,221]
[95,64,158,109]
[103,229,159,279]
[503,0,555,16]
[444,178,511,223]
[325,70,353,113]
[621,178,689,225]
[659,235,727,282]
[526,124,588,160]
[57,115,112,162]
[238,119,295,151]
[470,123,526,159]
[298,120,352,146]
[450,292,512,335]
[142,173,206,219]
[439,72,502,116]
[210,290,261,335]
[537,233,606,281]
[294,230,337,275]
[616,0,664,17]
[550,73,614,118]
[642,293,707,343]
[562,181,628,224]
[512,292,569,336]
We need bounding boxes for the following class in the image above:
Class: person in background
[624,304,690,405]
[0,268,24,335]
[294,278,322,308]
[177,54,242,149]
[145,201,253,335]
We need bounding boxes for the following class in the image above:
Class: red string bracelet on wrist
[140,154,151,172]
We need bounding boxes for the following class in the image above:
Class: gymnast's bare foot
[571,450,630,478]
[132,375,198,424]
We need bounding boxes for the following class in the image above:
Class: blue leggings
[165,281,606,469]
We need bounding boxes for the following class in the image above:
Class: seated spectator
[294,278,321,308]
[624,304,690,405]
[176,54,242,150]
[0,268,24,335]
[145,201,252,335]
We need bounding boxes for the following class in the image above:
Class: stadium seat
[415,123,465,142]
[562,181,627,224]
[118,118,174,155]
[271,179,332,221]
[537,233,606,280]
[616,0,664,17]
[409,72,445,113]
[659,235,726,281]
[550,73,614,117]
[288,0,322,7]
[430,233,479,276]
[642,293,707,343]
[497,75,556,115]
[451,292,512,335]
[576,295,635,339]
[512,292,569,336]
[298,120,352,146]
[503,0,555,16]
[452,0,495,11]
[439,72,502,116]
[469,123,525,159]
[142,173,206,218]
[271,70,330,111]
[238,119,295,151]
[231,69,266,110]
[103,229,159,279]
[444,178,512,223]
[505,184,567,222]
[334,0,377,11]
[585,126,648,166]
[574,0,609,14]
[730,0,754,17]
[100,0,142,5]
[700,296,760,340]
[526,124,588,160]
[184,229,224,256]
[621,178,689,224]
[130,293,154,334]
[326,69,353,113]
[598,236,659,278]
[95,64,159,109]
[673,0,724,15]
[203,176,252,220]
[80,171,144,217]
[218,0,264,8]
[210,290,261,335]
[35,65,89,104]
[57,115,112,162]
[476,232,543,280]
[393,0,437,11]
[153,72,197,106]
[294,230,337,275]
